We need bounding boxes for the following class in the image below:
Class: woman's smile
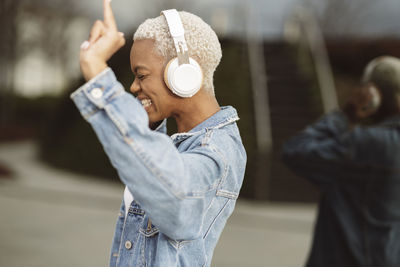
[140,98,153,111]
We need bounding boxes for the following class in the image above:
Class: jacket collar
[171,106,239,142]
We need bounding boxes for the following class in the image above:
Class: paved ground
[0,141,316,267]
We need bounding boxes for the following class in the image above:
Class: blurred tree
[15,0,87,97]
[1,0,84,121]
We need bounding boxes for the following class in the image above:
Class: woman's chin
[144,104,152,113]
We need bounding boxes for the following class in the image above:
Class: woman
[71,1,246,266]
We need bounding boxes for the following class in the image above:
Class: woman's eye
[137,74,145,80]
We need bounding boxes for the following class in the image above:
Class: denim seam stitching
[82,108,99,120]
[141,231,146,266]
[213,116,239,129]
[170,115,239,141]
[70,67,111,98]
[216,190,238,200]
[209,144,229,188]
[139,227,160,237]
[115,215,128,267]
[167,239,179,250]
[199,197,217,238]
[203,198,230,239]
[107,89,124,103]
[167,238,193,250]
[201,128,213,146]
[106,105,128,136]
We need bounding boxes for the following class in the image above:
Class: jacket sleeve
[282,111,356,186]
[71,68,226,240]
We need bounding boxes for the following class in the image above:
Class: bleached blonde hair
[362,56,400,95]
[133,11,222,95]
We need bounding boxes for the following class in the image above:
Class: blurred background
[0,0,399,266]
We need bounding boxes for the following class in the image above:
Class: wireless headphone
[363,84,381,111]
[161,9,203,98]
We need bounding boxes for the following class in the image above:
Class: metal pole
[246,4,273,200]
[299,7,339,113]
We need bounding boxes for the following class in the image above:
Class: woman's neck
[174,92,220,133]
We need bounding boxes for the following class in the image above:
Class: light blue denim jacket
[71,68,247,267]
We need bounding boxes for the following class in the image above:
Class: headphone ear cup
[362,85,381,111]
[163,58,174,91]
[164,57,203,98]
[368,85,381,110]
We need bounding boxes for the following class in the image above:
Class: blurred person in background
[282,56,400,267]
[70,1,246,266]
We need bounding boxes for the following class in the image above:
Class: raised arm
[71,70,230,240]
[282,111,355,185]
[79,0,125,81]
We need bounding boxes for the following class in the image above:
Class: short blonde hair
[133,11,222,95]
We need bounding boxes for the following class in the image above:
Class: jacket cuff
[70,68,125,119]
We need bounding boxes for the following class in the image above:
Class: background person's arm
[282,83,383,186]
[281,111,355,186]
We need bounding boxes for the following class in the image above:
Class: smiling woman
[70,1,246,267]
[129,39,171,124]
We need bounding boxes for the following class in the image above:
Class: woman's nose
[130,78,140,94]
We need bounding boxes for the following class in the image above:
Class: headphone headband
[161,9,184,38]
[161,9,189,64]
[161,9,203,98]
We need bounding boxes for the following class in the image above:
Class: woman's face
[129,39,178,123]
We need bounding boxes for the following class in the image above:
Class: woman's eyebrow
[134,65,150,73]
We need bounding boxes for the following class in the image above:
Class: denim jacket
[71,68,246,267]
[282,111,400,267]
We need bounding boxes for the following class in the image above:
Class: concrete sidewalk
[0,141,316,267]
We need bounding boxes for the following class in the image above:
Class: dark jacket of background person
[282,110,400,267]
[283,112,400,267]
[282,56,400,267]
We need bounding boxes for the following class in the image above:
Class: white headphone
[364,84,381,111]
[161,9,203,98]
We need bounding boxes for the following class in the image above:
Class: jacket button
[125,240,132,250]
[91,88,103,99]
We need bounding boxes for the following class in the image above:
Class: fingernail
[80,41,90,50]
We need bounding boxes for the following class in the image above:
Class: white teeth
[141,99,152,108]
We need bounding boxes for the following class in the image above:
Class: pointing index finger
[104,0,117,30]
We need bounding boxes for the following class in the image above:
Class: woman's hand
[343,83,381,123]
[80,0,126,81]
